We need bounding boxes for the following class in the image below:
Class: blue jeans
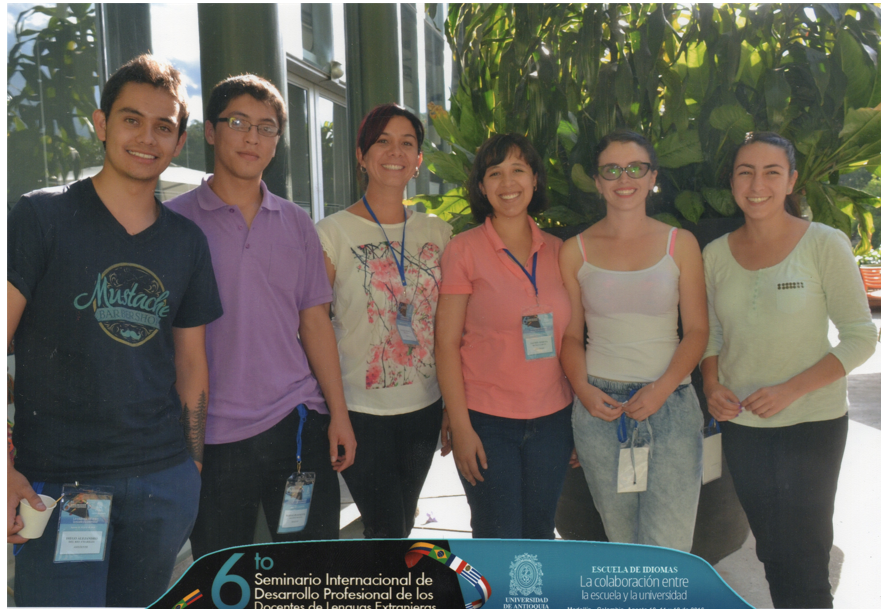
[572,378,702,551]
[14,458,200,607]
[461,404,573,539]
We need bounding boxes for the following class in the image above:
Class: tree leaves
[837,30,876,110]
[702,188,738,216]
[656,129,704,168]
[422,2,881,247]
[709,105,755,147]
[674,190,704,224]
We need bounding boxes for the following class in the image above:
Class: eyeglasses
[598,162,653,181]
[218,116,280,137]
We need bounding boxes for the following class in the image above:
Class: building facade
[6,2,453,219]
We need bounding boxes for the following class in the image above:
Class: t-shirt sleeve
[702,241,723,362]
[7,195,47,302]
[297,213,334,311]
[818,228,877,373]
[172,229,224,328]
[315,217,340,270]
[439,234,474,295]
[439,219,453,250]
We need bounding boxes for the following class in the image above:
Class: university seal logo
[73,263,170,346]
[509,553,543,596]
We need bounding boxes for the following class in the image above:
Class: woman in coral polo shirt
[435,133,573,539]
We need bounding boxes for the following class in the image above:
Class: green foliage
[419,3,881,250]
[856,247,881,265]
[7,4,101,206]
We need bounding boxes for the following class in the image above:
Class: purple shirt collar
[195,176,282,212]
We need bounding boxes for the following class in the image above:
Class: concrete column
[197,4,291,199]
[343,4,401,200]
[99,4,152,77]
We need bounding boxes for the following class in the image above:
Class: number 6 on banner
[212,553,250,609]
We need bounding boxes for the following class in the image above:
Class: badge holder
[521,304,555,360]
[616,389,648,493]
[617,419,649,493]
[54,483,113,562]
[362,194,420,349]
[701,418,722,484]
[277,405,315,534]
[395,301,420,346]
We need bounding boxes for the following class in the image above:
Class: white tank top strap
[666,227,678,257]
[577,232,588,262]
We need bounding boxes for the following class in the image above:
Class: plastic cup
[18,494,57,539]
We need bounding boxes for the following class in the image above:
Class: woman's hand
[578,386,624,421]
[704,381,741,421]
[624,382,671,422]
[569,448,581,469]
[741,383,797,419]
[451,424,487,486]
[440,409,452,457]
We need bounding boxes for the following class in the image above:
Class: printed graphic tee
[317,209,451,415]
[7,179,223,481]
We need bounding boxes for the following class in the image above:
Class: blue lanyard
[296,404,308,472]
[362,195,408,286]
[706,417,721,436]
[503,249,538,296]
[616,389,639,442]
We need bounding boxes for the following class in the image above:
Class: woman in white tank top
[559,131,709,551]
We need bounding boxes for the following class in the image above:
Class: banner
[152,539,753,609]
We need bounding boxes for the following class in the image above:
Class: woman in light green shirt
[700,132,876,608]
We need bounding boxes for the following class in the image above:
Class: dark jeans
[722,415,848,609]
[190,406,340,559]
[14,458,200,607]
[462,403,574,539]
[341,398,443,538]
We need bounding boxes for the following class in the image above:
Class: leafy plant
[7,4,102,206]
[856,247,881,265]
[414,3,881,253]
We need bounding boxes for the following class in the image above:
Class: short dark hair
[356,104,425,189]
[205,74,287,131]
[732,131,801,218]
[100,54,189,137]
[466,133,548,224]
[594,130,659,174]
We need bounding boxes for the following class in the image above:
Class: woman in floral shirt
[317,104,451,538]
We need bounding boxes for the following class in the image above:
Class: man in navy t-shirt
[7,55,222,607]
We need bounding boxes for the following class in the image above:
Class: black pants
[190,407,340,559]
[341,398,443,538]
[722,416,848,609]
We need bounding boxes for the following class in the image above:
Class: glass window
[400,4,420,112]
[318,97,350,217]
[7,3,102,207]
[301,3,334,71]
[424,18,448,195]
[149,3,204,177]
[288,83,313,215]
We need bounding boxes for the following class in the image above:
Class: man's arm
[173,325,209,472]
[299,304,356,472]
[7,282,45,543]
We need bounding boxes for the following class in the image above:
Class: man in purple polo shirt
[166,74,356,556]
